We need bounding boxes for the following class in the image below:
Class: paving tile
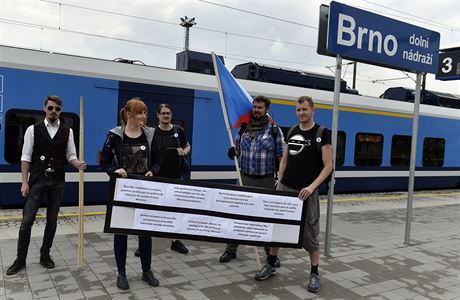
[0,197,458,299]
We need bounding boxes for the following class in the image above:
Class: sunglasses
[46,105,62,112]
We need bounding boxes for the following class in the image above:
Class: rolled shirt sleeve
[66,128,78,162]
[20,125,34,162]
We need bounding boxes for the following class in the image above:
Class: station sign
[327,1,440,74]
[436,48,460,81]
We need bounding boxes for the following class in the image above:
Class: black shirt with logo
[281,124,331,190]
[121,132,149,175]
[153,126,188,179]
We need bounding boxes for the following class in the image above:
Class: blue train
[0,45,459,207]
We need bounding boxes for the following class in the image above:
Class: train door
[118,81,195,176]
[118,82,194,135]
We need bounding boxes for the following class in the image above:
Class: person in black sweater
[134,103,191,256]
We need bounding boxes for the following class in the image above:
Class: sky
[0,0,459,98]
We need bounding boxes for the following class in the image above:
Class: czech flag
[212,53,253,128]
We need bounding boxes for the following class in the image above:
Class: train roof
[381,87,460,109]
[0,45,459,121]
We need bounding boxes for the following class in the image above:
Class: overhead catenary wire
[0,18,323,70]
[325,63,406,84]
[197,0,317,29]
[198,0,458,32]
[39,0,316,49]
[6,16,378,88]
[5,1,450,94]
[0,18,183,51]
[353,3,459,32]
[360,0,460,31]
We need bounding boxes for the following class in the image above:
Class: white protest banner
[105,175,305,248]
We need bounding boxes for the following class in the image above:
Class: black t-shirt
[153,125,188,179]
[281,124,331,190]
[121,132,149,175]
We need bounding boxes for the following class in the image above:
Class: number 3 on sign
[441,57,453,73]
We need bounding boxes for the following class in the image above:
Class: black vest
[29,121,70,184]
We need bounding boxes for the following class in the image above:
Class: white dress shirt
[21,119,78,163]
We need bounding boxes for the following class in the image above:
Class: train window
[391,135,411,166]
[336,131,346,166]
[354,132,383,166]
[4,109,79,164]
[422,137,445,167]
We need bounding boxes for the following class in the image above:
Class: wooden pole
[211,53,261,270]
[211,53,243,187]
[77,96,85,268]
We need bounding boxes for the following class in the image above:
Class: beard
[252,112,263,119]
[48,115,58,123]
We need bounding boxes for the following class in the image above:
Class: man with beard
[6,95,86,275]
[219,95,285,266]
[255,96,332,294]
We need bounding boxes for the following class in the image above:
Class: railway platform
[0,190,459,299]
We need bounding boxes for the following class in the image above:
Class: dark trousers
[114,235,152,274]
[225,173,275,254]
[17,178,65,261]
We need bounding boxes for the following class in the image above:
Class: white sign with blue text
[327,1,440,74]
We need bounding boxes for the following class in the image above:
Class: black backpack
[286,125,332,185]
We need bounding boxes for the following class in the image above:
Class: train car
[0,45,459,207]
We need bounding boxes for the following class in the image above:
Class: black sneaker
[117,273,129,290]
[134,248,140,257]
[266,256,281,268]
[39,255,55,269]
[142,270,159,287]
[171,240,189,254]
[6,259,26,275]
[219,251,236,263]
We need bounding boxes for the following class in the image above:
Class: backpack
[237,122,280,173]
[286,124,332,185]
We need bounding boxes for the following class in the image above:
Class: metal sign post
[319,1,441,251]
[404,72,422,244]
[324,55,342,257]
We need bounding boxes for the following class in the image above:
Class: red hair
[120,97,148,126]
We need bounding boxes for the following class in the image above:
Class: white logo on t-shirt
[288,134,311,155]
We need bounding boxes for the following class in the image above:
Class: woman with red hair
[100,97,159,290]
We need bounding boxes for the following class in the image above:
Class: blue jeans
[17,178,65,261]
[114,235,152,274]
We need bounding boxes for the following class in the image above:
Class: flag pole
[211,53,261,270]
[77,96,85,268]
[211,53,243,186]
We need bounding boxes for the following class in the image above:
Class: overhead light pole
[180,16,197,51]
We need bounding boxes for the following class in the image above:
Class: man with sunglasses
[6,95,86,275]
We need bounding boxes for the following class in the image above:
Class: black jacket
[100,126,159,175]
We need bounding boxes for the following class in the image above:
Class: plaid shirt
[235,124,285,176]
